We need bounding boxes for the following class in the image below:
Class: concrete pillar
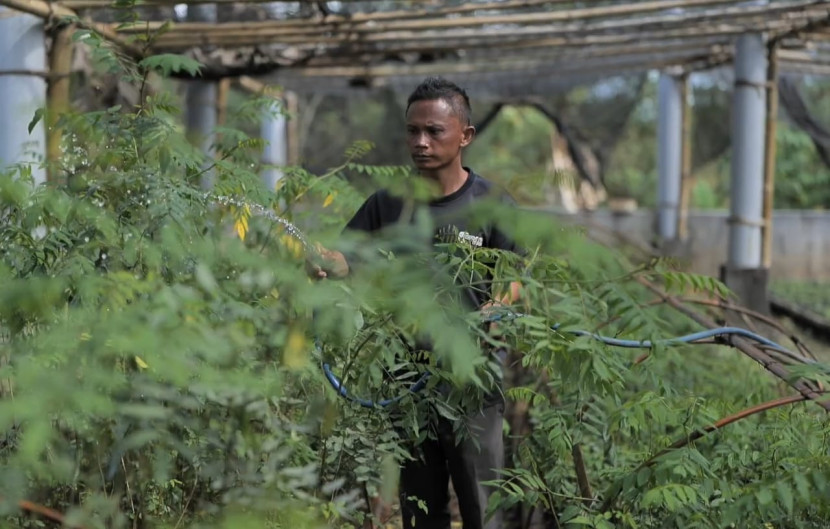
[184,4,217,190]
[656,73,683,241]
[722,33,769,312]
[0,8,47,184]
[261,99,287,191]
[728,33,767,270]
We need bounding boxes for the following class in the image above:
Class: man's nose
[413,132,428,148]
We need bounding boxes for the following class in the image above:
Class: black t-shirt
[344,168,519,309]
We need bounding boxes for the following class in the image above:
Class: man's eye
[428,128,443,135]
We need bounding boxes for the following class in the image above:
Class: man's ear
[461,125,476,147]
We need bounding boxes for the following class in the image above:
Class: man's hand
[481,300,504,334]
[481,281,522,333]
[306,243,350,279]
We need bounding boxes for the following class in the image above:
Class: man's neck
[422,163,469,197]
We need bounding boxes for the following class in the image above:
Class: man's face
[405,98,474,172]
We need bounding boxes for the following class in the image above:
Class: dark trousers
[399,401,505,529]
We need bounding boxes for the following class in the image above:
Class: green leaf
[776,480,794,514]
[28,108,44,134]
[139,54,203,77]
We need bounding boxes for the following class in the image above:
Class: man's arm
[482,280,522,314]
[306,244,350,279]
[483,201,525,322]
[306,193,382,280]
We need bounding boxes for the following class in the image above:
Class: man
[309,76,521,529]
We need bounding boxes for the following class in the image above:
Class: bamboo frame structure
[149,11,827,53]
[120,0,748,34]
[129,0,826,45]
[0,0,827,84]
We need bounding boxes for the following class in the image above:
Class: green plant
[2,22,830,529]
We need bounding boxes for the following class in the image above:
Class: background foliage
[298,73,830,211]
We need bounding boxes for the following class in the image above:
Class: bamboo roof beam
[298,36,734,69]
[778,48,830,65]
[65,0,430,5]
[74,0,608,22]
[271,19,825,63]
[144,0,829,49]
[779,63,830,75]
[276,42,731,79]
[118,0,754,35]
[235,75,283,98]
[149,8,825,47]
[269,56,727,96]
[151,15,826,53]
[275,53,735,84]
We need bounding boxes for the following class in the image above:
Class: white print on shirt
[458,230,483,247]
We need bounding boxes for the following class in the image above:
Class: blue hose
[321,312,803,409]
[220,198,808,408]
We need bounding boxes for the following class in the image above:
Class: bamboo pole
[146,2,828,49]
[46,23,73,185]
[284,90,299,166]
[307,19,812,59]
[778,62,830,76]
[281,40,729,78]
[216,77,230,127]
[149,7,828,47]
[113,0,606,26]
[293,28,794,69]
[777,48,830,65]
[232,76,300,164]
[272,55,731,88]
[761,42,779,270]
[235,75,283,98]
[283,50,731,80]
[164,17,804,62]
[1,0,75,19]
[122,0,755,36]
[64,0,433,5]
[0,0,144,58]
[676,74,693,241]
[292,34,734,71]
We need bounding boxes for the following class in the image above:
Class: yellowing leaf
[280,234,303,258]
[322,192,336,208]
[234,216,248,241]
[283,328,308,369]
[134,356,149,370]
[232,204,250,241]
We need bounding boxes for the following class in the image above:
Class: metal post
[261,98,287,191]
[657,73,683,241]
[720,33,770,313]
[0,8,47,184]
[728,33,767,270]
[184,4,217,190]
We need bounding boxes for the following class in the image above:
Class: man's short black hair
[406,76,472,126]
